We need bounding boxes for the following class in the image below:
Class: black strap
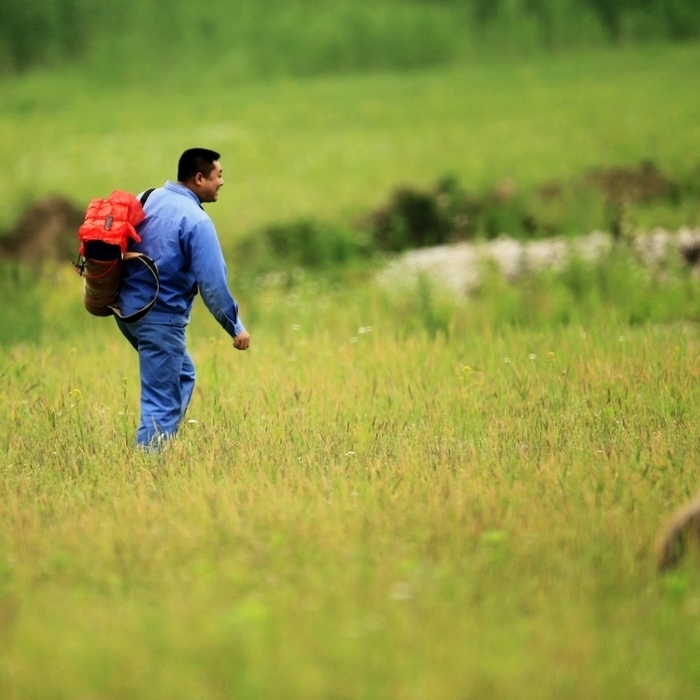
[110,188,159,323]
[139,188,155,206]
[109,252,160,324]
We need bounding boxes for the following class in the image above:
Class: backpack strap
[109,252,160,324]
[139,188,155,206]
[110,187,159,324]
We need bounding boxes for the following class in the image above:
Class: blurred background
[2,0,699,78]
[0,0,699,343]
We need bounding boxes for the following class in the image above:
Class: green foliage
[1,0,700,78]
[467,0,700,44]
[236,219,375,274]
[0,0,84,71]
[245,162,696,261]
[467,244,700,330]
[367,176,468,251]
[367,242,700,340]
[229,160,700,277]
[0,261,44,345]
[0,0,465,78]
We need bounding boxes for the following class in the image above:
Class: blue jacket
[117,181,245,337]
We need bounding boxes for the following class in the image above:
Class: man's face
[194,160,224,203]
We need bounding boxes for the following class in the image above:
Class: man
[116,148,250,448]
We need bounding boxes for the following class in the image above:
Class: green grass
[2,42,700,698]
[1,43,699,238]
[4,261,700,697]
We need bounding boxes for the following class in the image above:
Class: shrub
[236,219,375,274]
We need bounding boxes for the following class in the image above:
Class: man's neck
[178,180,202,202]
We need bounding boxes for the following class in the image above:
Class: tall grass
[2,252,700,697]
[1,38,700,698]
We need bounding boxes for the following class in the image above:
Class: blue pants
[116,319,196,448]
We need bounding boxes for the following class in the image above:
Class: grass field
[4,266,700,698]
[2,41,700,698]
[1,44,699,237]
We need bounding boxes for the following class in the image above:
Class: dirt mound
[587,161,676,204]
[0,197,84,261]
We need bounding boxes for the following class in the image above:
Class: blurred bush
[466,0,700,45]
[0,0,462,78]
[368,176,471,251]
[235,218,375,275]
[234,160,700,272]
[1,0,699,77]
[364,161,699,251]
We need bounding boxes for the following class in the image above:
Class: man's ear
[193,172,204,185]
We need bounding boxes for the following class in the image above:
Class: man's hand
[233,330,250,350]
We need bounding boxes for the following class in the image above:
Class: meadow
[4,260,700,698]
[1,43,700,236]
[2,34,700,699]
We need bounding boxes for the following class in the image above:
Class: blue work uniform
[115,181,245,447]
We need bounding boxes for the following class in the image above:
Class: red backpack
[76,189,159,322]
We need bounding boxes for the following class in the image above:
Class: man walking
[116,148,249,448]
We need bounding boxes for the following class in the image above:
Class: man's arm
[185,219,249,347]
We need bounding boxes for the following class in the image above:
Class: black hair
[177,148,221,182]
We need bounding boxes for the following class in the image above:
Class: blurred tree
[585,0,623,41]
[661,0,700,39]
[0,0,83,72]
[1,0,699,77]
